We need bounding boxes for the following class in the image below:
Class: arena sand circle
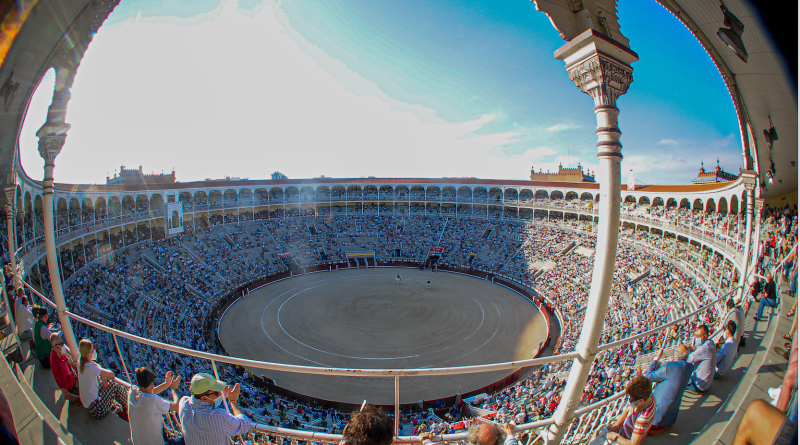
[218,268,547,405]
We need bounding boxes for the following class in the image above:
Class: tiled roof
[43,176,738,194]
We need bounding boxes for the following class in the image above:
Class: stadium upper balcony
[9,174,754,278]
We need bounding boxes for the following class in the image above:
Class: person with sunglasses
[597,375,656,445]
[49,333,81,405]
[178,373,252,445]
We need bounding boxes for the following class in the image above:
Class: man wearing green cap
[178,373,252,445]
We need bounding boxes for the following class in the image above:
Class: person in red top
[49,333,81,404]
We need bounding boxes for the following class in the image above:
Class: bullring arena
[0,1,794,444]
[219,268,548,404]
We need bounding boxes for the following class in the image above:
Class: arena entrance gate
[426,246,443,269]
[345,252,375,269]
[277,252,299,272]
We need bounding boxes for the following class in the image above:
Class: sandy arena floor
[218,268,547,404]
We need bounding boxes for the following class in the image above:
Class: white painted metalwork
[16,270,738,443]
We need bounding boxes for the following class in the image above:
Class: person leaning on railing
[714,321,738,378]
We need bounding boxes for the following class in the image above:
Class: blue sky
[19,0,741,184]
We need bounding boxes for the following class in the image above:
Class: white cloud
[657,138,679,146]
[547,122,581,132]
[19,0,544,184]
[527,146,558,159]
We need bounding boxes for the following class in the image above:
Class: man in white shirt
[14,296,34,342]
[715,321,738,378]
[129,367,182,445]
[684,324,717,393]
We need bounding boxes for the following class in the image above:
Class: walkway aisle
[646,278,793,444]
[26,358,132,444]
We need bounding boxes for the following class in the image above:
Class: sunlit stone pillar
[735,172,757,303]
[38,123,79,360]
[546,30,637,444]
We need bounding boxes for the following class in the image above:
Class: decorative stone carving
[37,134,68,166]
[754,198,764,212]
[739,170,758,192]
[3,187,15,208]
[567,53,633,108]
[532,0,630,48]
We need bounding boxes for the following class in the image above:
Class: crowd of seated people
[3,205,794,444]
[0,192,754,287]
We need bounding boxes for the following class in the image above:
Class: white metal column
[546,30,637,444]
[3,189,18,291]
[735,173,757,303]
[38,123,80,361]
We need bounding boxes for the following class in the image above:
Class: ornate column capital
[555,30,638,109]
[754,198,764,213]
[3,187,15,205]
[739,169,758,192]
[37,122,70,166]
[4,173,16,210]
[566,53,633,108]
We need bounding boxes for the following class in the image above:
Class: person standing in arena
[396,273,402,285]
[179,373,251,445]
[427,279,431,288]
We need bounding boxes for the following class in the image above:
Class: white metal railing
[12,207,757,444]
[16,263,739,444]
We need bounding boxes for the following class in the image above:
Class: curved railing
[15,264,739,444]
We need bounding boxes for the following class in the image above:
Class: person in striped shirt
[604,375,657,445]
[178,373,252,445]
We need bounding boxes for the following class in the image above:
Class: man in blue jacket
[643,342,694,435]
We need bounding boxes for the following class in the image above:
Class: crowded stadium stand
[0,0,794,445]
